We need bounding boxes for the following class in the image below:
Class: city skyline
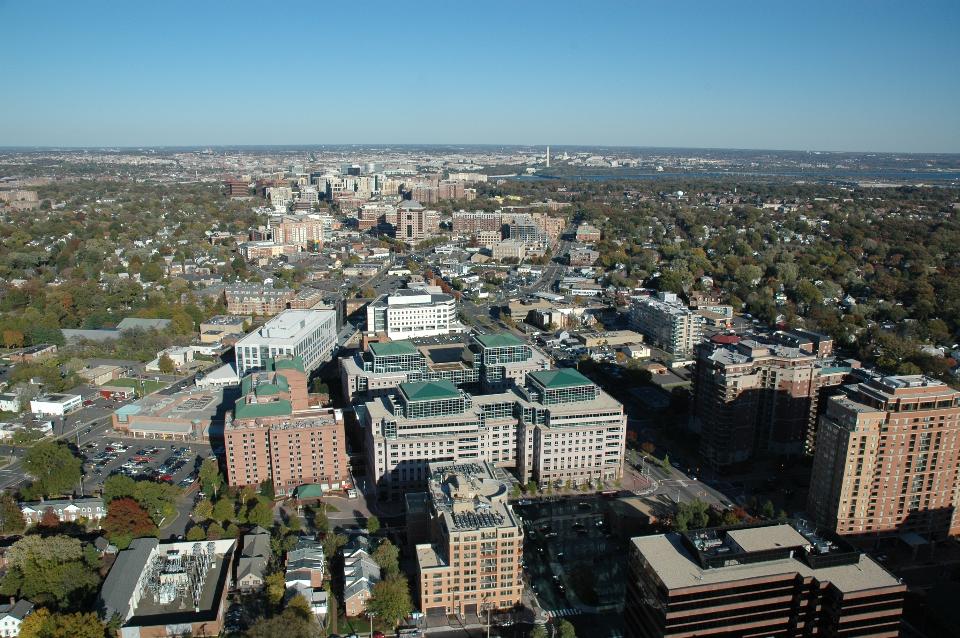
[1,1,958,152]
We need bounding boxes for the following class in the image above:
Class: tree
[247,499,274,528]
[157,353,175,375]
[22,442,82,498]
[530,626,548,638]
[557,619,578,638]
[40,507,60,528]
[186,525,206,541]
[367,575,413,628]
[245,605,318,638]
[372,539,400,578]
[19,609,105,638]
[674,499,710,532]
[2,330,24,349]
[525,480,538,494]
[212,497,235,524]
[259,479,274,499]
[366,514,381,535]
[321,533,348,560]
[0,493,25,534]
[265,572,286,608]
[199,458,223,498]
[761,499,776,519]
[103,498,158,549]
[192,498,213,521]
[206,521,224,540]
[1,535,100,608]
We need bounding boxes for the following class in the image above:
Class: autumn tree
[372,539,400,578]
[18,609,105,638]
[0,493,26,534]
[103,498,158,549]
[157,353,175,375]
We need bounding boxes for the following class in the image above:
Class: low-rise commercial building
[412,462,523,617]
[30,393,82,417]
[235,309,338,376]
[626,522,904,638]
[199,315,250,344]
[112,388,223,440]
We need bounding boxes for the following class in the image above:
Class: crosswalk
[547,608,581,618]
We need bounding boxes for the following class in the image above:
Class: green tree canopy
[367,575,413,628]
[22,442,81,498]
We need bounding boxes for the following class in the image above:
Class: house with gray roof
[236,526,270,591]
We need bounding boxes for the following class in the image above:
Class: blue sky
[1,1,958,152]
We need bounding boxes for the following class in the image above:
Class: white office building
[30,393,82,417]
[235,309,338,376]
[628,292,704,356]
[365,289,463,339]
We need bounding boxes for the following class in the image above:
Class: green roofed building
[395,380,470,419]
[527,368,599,404]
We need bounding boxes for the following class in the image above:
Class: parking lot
[79,436,210,495]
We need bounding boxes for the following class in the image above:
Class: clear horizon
[1,1,958,153]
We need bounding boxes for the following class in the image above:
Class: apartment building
[505,213,548,246]
[691,333,857,469]
[395,199,430,241]
[453,211,503,235]
[807,374,960,539]
[199,314,250,344]
[574,223,601,242]
[365,289,462,339]
[224,284,295,317]
[234,309,338,375]
[628,292,703,356]
[411,461,523,617]
[362,368,625,499]
[438,180,465,200]
[626,521,904,638]
[224,357,350,498]
[270,214,330,249]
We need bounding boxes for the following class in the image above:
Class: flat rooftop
[633,523,901,594]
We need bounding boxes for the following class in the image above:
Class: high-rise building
[365,289,462,339]
[438,180,465,201]
[807,374,960,539]
[234,309,338,376]
[692,333,857,469]
[362,367,625,499]
[394,200,430,241]
[516,368,626,488]
[410,461,523,617]
[628,292,703,356]
[224,357,350,498]
[504,213,548,245]
[626,521,904,638]
[270,214,330,249]
[224,179,250,198]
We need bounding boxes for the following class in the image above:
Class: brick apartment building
[691,331,858,469]
[224,356,350,498]
[808,374,960,539]
[409,461,523,617]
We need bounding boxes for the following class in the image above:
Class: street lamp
[366,611,375,637]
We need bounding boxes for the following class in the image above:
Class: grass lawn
[111,377,167,396]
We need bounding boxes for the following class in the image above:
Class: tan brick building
[224,356,350,497]
[808,374,960,539]
[412,461,523,618]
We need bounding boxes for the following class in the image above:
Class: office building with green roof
[362,354,626,499]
